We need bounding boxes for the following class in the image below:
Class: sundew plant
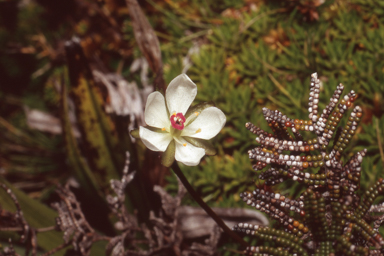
[1,0,384,256]
[234,73,384,255]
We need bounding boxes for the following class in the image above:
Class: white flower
[138,74,226,166]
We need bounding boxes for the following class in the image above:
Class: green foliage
[0,179,64,255]
[2,0,384,253]
[160,1,384,209]
[355,116,384,191]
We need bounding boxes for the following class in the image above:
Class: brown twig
[0,227,23,232]
[92,235,112,243]
[36,226,56,233]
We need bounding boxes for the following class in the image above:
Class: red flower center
[170,112,186,130]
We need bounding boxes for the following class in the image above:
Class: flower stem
[171,162,249,247]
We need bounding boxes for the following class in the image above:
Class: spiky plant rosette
[233,73,384,256]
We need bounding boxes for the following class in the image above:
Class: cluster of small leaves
[233,73,384,255]
[162,0,384,209]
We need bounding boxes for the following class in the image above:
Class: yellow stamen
[196,128,201,133]
[162,127,166,131]
[194,112,199,116]
[172,112,176,116]
[183,143,187,147]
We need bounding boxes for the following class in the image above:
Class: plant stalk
[171,162,249,247]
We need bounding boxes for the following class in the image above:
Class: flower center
[170,112,186,130]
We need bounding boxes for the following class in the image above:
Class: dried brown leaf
[126,0,165,90]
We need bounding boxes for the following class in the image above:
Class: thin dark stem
[40,240,71,256]
[375,118,384,165]
[171,162,248,247]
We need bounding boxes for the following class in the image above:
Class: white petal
[144,91,170,129]
[139,126,173,152]
[166,74,197,115]
[175,138,205,166]
[181,107,226,140]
